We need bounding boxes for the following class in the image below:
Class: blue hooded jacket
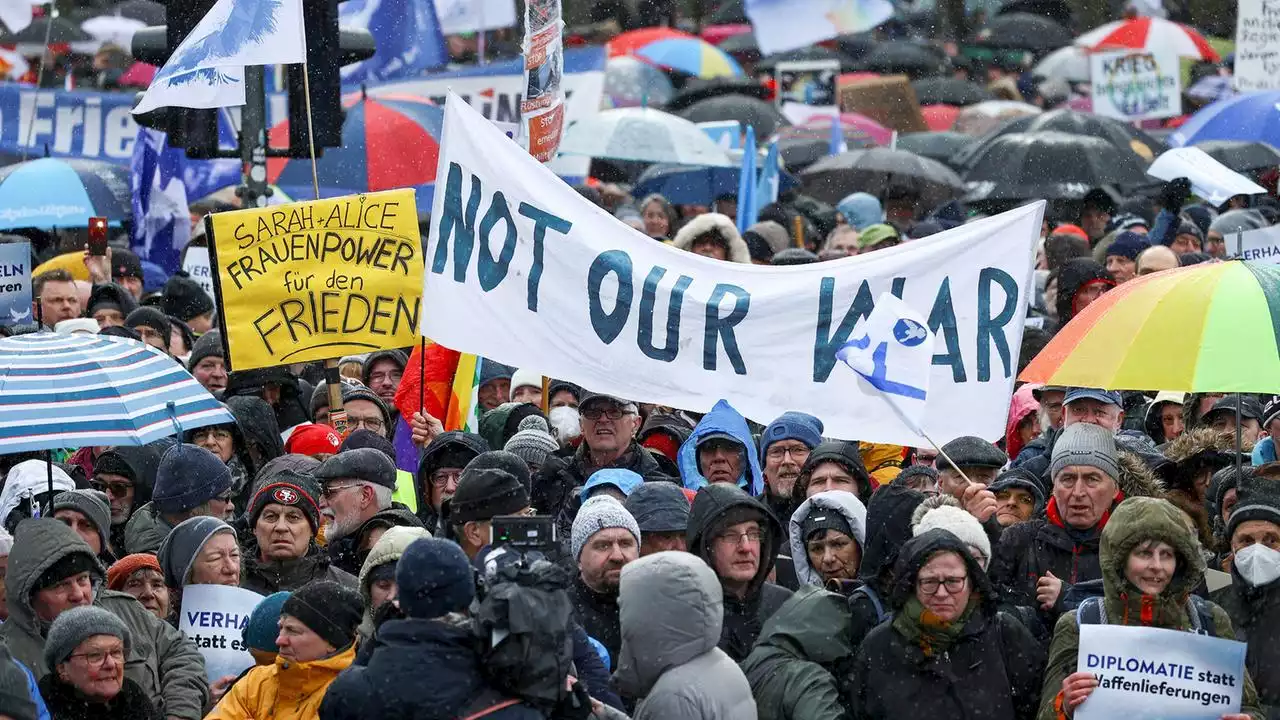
[579,468,645,503]
[677,399,764,496]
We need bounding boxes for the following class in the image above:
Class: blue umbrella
[633,162,799,207]
[0,158,131,231]
[0,332,234,453]
[1169,91,1280,147]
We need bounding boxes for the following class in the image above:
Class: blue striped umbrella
[0,158,132,231]
[0,332,234,453]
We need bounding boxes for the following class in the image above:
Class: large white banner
[424,95,1043,445]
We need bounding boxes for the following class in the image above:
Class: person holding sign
[1037,497,1264,720]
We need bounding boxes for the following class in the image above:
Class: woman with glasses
[1037,498,1263,720]
[850,528,1044,720]
[39,605,158,719]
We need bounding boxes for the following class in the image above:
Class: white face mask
[1234,543,1280,588]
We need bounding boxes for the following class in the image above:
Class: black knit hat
[86,282,137,318]
[125,307,171,346]
[449,467,530,524]
[1227,474,1280,540]
[248,470,321,532]
[281,581,362,650]
[187,330,225,372]
[162,271,214,322]
[34,552,100,593]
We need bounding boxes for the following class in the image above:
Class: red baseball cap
[285,424,342,456]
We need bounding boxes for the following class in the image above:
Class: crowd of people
[0,227,1278,719]
[0,0,1276,718]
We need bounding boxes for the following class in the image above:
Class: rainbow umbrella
[609,27,742,79]
[1021,261,1280,393]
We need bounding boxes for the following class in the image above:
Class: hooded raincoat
[741,586,855,720]
[1006,384,1042,462]
[851,529,1044,720]
[413,432,489,532]
[1037,498,1265,720]
[788,491,868,587]
[0,519,208,720]
[847,485,925,648]
[677,399,765,496]
[613,552,758,719]
[687,484,792,661]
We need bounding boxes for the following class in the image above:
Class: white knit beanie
[913,505,992,567]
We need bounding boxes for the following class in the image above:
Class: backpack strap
[1075,596,1106,626]
[852,585,888,623]
[460,699,522,720]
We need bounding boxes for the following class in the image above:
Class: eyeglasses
[320,483,361,498]
[766,444,810,461]
[92,480,133,496]
[430,470,461,488]
[581,405,632,421]
[348,417,385,432]
[70,648,125,666]
[715,529,763,547]
[918,576,968,595]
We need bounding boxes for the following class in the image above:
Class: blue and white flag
[836,292,936,430]
[829,113,847,156]
[735,125,757,232]
[130,128,194,274]
[755,139,780,212]
[340,0,448,86]
[133,0,306,115]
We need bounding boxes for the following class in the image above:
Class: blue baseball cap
[1063,387,1123,407]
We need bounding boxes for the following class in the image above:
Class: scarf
[1106,583,1192,631]
[892,595,978,658]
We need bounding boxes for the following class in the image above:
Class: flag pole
[299,57,345,432]
[878,389,976,486]
[21,3,56,162]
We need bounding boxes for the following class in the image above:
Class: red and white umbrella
[1075,17,1219,61]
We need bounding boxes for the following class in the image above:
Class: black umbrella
[757,47,858,73]
[777,130,878,173]
[911,77,993,107]
[961,131,1150,203]
[708,0,747,24]
[853,43,949,79]
[664,78,769,112]
[717,32,759,57]
[953,108,1166,169]
[895,132,978,170]
[835,34,879,61]
[112,0,165,24]
[997,0,1072,27]
[1,16,93,44]
[677,94,789,137]
[968,13,1073,53]
[1194,141,1280,173]
[800,148,964,209]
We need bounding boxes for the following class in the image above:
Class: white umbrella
[81,15,145,47]
[558,107,736,167]
[1034,45,1090,84]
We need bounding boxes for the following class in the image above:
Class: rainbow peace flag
[445,352,484,432]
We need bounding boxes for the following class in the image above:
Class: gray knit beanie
[1050,423,1119,481]
[44,605,131,670]
[503,416,559,469]
[571,495,641,560]
[51,490,112,553]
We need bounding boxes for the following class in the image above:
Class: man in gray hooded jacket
[0,518,209,719]
[614,551,757,719]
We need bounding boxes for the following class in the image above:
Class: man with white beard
[315,448,423,575]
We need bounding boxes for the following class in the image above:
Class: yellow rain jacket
[206,644,356,720]
[859,442,904,489]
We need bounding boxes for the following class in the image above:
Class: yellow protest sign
[206,189,423,371]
